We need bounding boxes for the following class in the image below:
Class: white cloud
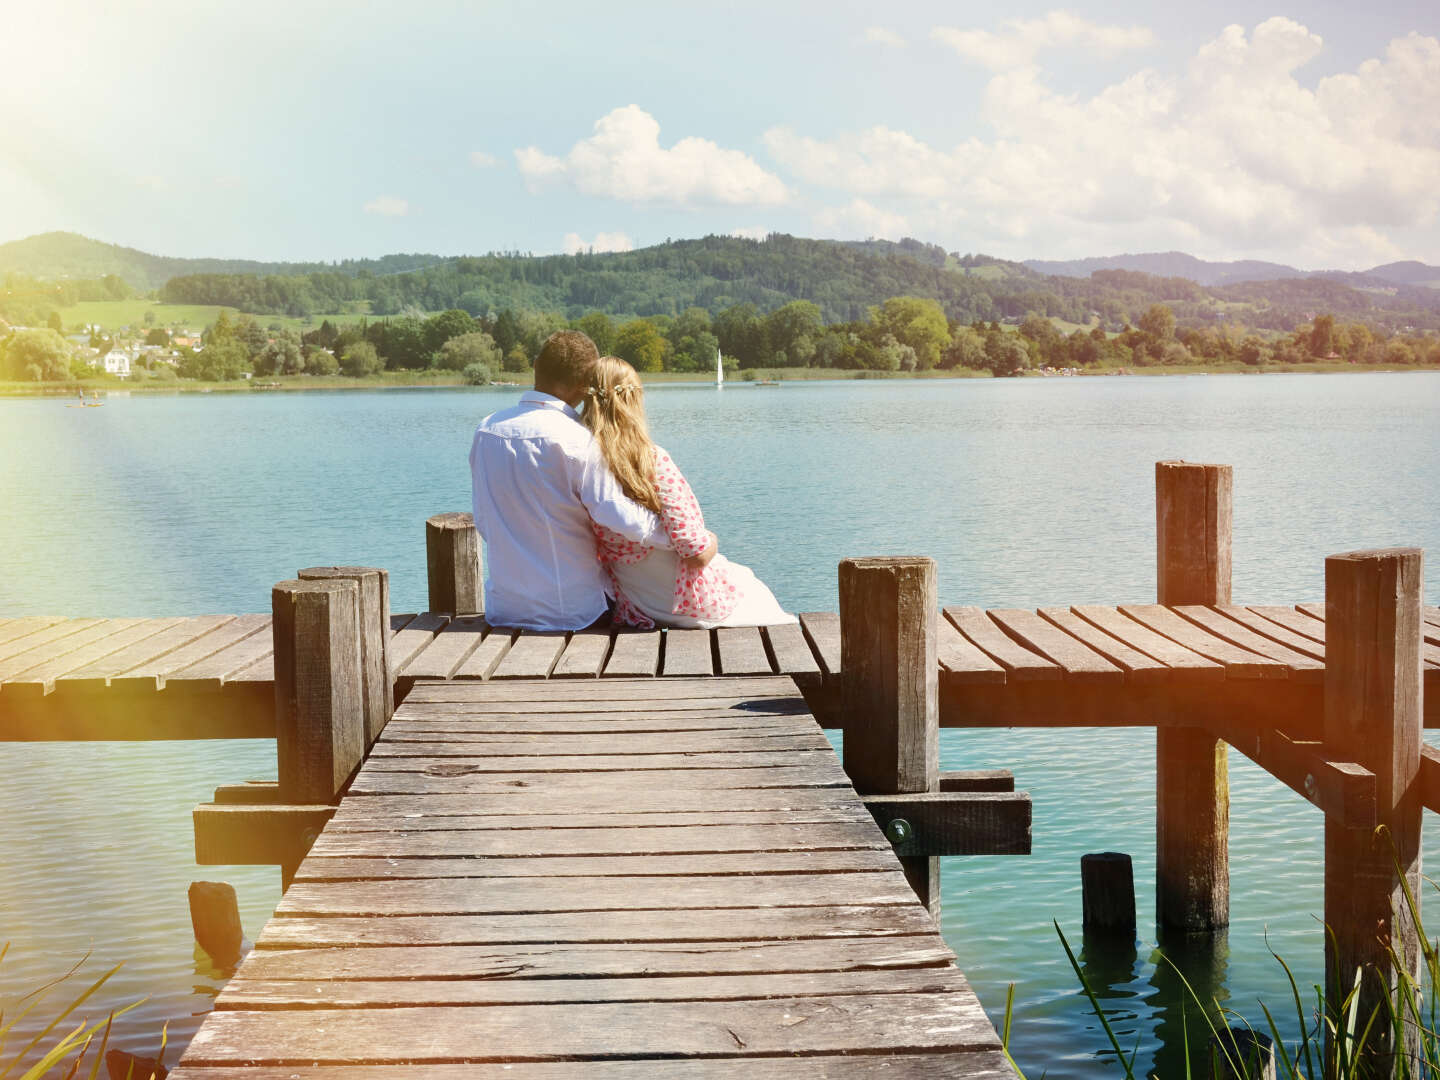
[932,11,1152,71]
[729,226,771,240]
[516,105,788,207]
[362,196,409,217]
[469,151,499,168]
[563,231,634,255]
[864,26,905,48]
[815,199,909,241]
[765,20,1440,265]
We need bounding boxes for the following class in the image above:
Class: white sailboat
[715,346,724,387]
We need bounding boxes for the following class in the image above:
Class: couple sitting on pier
[468,330,794,632]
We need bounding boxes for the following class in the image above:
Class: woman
[582,356,795,629]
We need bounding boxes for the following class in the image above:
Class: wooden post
[272,577,364,806]
[187,880,242,967]
[1324,548,1423,1071]
[1211,1029,1276,1080]
[426,512,482,615]
[1155,461,1231,932]
[298,566,391,747]
[1081,852,1136,935]
[839,556,939,917]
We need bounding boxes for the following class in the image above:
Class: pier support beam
[426,512,482,615]
[839,556,940,917]
[298,566,391,748]
[272,578,364,807]
[1323,547,1423,1072]
[1155,461,1231,932]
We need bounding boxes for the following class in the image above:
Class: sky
[2,0,1438,269]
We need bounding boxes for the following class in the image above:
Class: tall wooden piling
[1323,547,1423,1071]
[272,578,364,806]
[839,556,940,916]
[426,512,482,615]
[298,566,391,747]
[1155,461,1231,932]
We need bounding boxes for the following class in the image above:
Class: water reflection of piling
[1148,929,1232,1080]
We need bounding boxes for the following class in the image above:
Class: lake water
[1,373,1438,1076]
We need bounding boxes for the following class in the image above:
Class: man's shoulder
[476,402,594,453]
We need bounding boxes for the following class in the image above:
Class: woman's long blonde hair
[581,356,661,513]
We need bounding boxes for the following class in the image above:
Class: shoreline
[2,362,1437,397]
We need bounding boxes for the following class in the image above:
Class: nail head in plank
[986,609,1121,683]
[551,629,612,678]
[1071,605,1224,680]
[660,628,713,677]
[716,626,774,676]
[944,607,1059,681]
[603,629,662,677]
[490,631,567,680]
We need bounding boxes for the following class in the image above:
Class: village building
[101,348,131,378]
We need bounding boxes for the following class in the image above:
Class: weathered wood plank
[1247,605,1328,645]
[602,630,662,677]
[0,618,106,665]
[945,607,1059,681]
[170,1053,1020,1080]
[550,629,611,678]
[404,674,795,700]
[716,626,774,676]
[306,821,888,859]
[278,871,911,915]
[325,802,869,829]
[194,803,336,865]
[1172,605,1325,680]
[392,696,807,717]
[401,616,489,679]
[661,628,714,677]
[1071,605,1224,680]
[172,1060,1011,1080]
[55,615,237,692]
[258,902,943,946]
[296,849,899,880]
[1118,605,1288,679]
[348,765,853,795]
[863,791,1031,856]
[219,968,970,1009]
[453,625,517,679]
[387,612,449,677]
[935,615,1007,685]
[383,712,816,734]
[799,612,841,678]
[1212,605,1326,661]
[180,992,998,1063]
[332,787,862,816]
[489,631,567,680]
[371,730,834,755]
[2,618,183,697]
[364,750,840,773]
[0,619,129,682]
[763,622,821,679]
[164,622,276,691]
[986,609,1122,683]
[1036,606,1170,682]
[0,616,68,649]
[111,613,271,690]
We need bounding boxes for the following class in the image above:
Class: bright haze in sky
[3,0,1438,269]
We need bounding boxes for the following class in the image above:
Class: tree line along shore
[2,293,1438,392]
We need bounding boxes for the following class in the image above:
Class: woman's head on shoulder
[582,356,660,511]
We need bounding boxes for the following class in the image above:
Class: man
[468,330,679,630]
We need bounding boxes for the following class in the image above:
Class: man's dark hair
[535,330,599,389]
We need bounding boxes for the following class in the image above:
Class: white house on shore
[102,349,132,378]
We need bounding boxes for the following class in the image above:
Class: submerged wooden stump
[187,880,242,967]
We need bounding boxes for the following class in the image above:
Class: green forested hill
[0,232,448,292]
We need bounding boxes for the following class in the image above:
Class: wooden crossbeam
[194,802,335,866]
[1419,745,1440,815]
[861,791,1031,856]
[1212,723,1375,829]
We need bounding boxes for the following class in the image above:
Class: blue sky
[3,0,1437,268]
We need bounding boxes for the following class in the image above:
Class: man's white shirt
[469,391,670,630]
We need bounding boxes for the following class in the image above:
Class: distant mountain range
[0,232,451,292]
[1024,250,1440,290]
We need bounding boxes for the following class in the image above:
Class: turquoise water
[1,374,1437,1075]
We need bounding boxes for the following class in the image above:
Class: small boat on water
[715,347,724,388]
[753,379,781,387]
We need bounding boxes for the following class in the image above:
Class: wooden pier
[1,461,1436,1074]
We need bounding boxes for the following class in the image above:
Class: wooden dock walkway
[168,675,1014,1077]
